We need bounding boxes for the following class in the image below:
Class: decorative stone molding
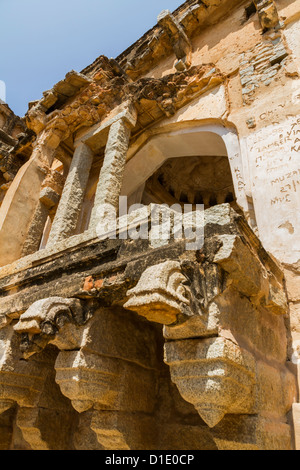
[14,297,85,358]
[124,260,195,325]
[124,256,220,327]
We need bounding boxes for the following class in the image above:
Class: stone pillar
[89,110,137,231]
[47,143,94,248]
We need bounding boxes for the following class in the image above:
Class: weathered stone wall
[0,103,33,206]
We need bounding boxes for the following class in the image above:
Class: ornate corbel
[14,297,87,359]
[124,261,192,325]
[14,297,159,449]
[123,259,256,428]
[124,260,210,326]
[0,309,77,450]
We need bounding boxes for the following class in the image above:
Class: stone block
[0,326,50,411]
[211,414,292,450]
[17,406,74,450]
[255,361,297,419]
[39,186,60,209]
[214,234,287,315]
[91,411,156,450]
[55,350,156,414]
[164,337,256,428]
[254,1,279,30]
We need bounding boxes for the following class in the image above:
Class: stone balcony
[0,203,296,449]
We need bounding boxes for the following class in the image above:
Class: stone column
[89,110,136,231]
[47,143,94,248]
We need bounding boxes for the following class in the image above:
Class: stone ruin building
[0,0,300,451]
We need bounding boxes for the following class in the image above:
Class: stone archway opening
[122,124,244,217]
[141,154,236,211]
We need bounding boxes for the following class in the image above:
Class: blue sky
[0,0,184,117]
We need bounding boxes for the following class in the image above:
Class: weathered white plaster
[166,85,227,123]
[245,116,300,264]
[284,20,300,72]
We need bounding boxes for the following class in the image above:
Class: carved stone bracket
[0,325,58,416]
[124,260,199,325]
[164,336,256,428]
[53,310,158,415]
[14,297,87,358]
[213,234,288,315]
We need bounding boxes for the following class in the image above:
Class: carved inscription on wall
[247,115,300,262]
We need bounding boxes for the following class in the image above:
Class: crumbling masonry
[0,0,300,450]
